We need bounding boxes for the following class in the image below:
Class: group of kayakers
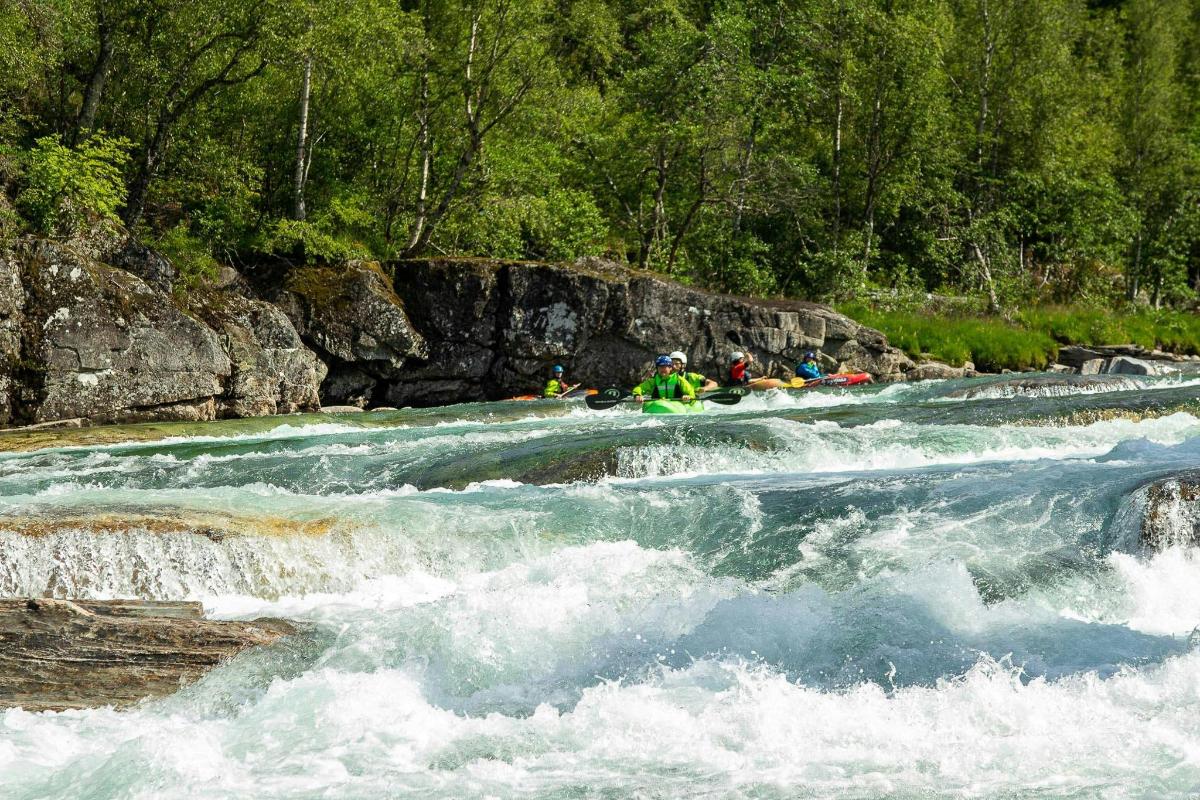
[544,349,833,401]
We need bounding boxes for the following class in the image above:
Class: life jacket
[729,362,748,385]
[796,361,822,380]
[650,373,689,399]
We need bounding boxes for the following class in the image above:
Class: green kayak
[642,399,706,414]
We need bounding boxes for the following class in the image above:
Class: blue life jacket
[797,361,823,380]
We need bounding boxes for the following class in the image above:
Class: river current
[4,374,1200,798]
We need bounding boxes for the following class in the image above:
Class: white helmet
[669,350,687,365]
[730,351,745,362]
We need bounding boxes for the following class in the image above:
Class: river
[3,374,1200,798]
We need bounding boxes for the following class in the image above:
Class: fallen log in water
[0,598,294,712]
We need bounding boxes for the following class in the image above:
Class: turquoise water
[4,375,1200,797]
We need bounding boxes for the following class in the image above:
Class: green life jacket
[650,373,690,399]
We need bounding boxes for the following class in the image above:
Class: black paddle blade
[700,387,749,405]
[585,387,631,410]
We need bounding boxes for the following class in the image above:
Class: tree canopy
[0,0,1197,307]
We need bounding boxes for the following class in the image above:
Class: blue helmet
[552,364,564,374]
[655,355,673,367]
[804,351,816,361]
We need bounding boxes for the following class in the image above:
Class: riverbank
[0,230,915,429]
[840,302,1200,373]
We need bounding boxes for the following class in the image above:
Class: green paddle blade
[699,387,749,405]
[585,387,632,410]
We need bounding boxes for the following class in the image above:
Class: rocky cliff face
[382,258,912,404]
[0,235,912,424]
[0,237,325,426]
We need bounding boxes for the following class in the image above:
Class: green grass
[837,303,1200,372]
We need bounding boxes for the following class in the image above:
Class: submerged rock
[0,598,294,711]
[944,374,1140,400]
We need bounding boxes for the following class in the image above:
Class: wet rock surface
[944,374,1140,400]
[0,598,295,711]
[1140,474,1200,550]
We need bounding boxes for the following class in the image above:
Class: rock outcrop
[0,236,918,421]
[186,289,325,417]
[0,237,325,425]
[1139,474,1200,550]
[16,239,231,424]
[0,598,294,711]
[271,262,428,406]
[385,258,912,404]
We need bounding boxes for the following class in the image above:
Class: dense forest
[0,0,1197,310]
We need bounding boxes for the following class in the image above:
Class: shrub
[155,224,220,291]
[15,134,130,234]
[254,218,369,263]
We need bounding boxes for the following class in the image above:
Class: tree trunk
[667,155,706,273]
[123,120,171,229]
[404,69,431,254]
[970,241,1001,313]
[1127,232,1142,301]
[73,18,114,144]
[291,53,313,221]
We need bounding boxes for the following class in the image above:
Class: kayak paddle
[585,386,747,410]
[585,387,634,410]
[698,387,749,405]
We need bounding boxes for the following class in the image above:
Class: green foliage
[254,218,370,263]
[842,301,1200,371]
[15,134,130,233]
[0,0,1196,318]
[155,224,221,292]
[839,303,1057,371]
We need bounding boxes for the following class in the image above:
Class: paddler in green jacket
[670,351,717,392]
[543,365,577,398]
[632,355,697,403]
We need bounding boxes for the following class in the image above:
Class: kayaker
[670,351,717,392]
[543,365,577,398]
[727,351,753,386]
[796,351,824,381]
[727,350,786,390]
[632,355,697,403]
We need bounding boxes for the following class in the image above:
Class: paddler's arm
[631,377,654,402]
[678,376,697,402]
[556,382,581,398]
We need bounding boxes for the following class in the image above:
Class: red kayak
[506,388,598,401]
[791,373,873,390]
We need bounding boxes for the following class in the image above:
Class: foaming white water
[617,412,1200,479]
[4,651,1200,798]
[1067,547,1200,637]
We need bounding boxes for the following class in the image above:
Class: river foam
[5,376,1200,797]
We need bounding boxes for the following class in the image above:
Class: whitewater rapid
[3,374,1200,798]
